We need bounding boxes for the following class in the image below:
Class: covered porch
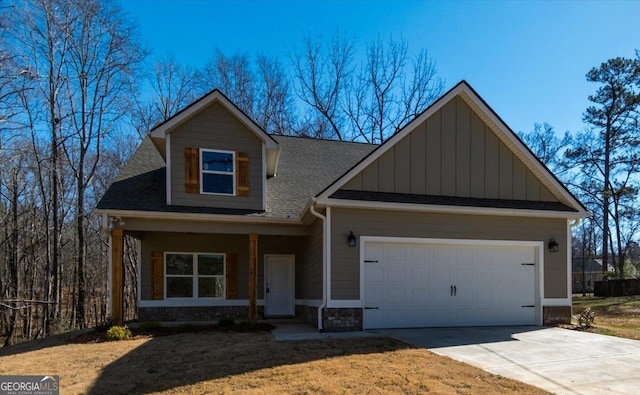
[107,216,322,327]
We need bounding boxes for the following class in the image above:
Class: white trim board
[327,300,362,308]
[93,209,303,224]
[138,299,266,308]
[316,198,585,219]
[295,299,323,307]
[165,134,171,205]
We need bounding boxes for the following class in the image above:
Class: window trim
[164,252,226,300]
[199,148,236,196]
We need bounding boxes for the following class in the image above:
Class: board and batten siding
[139,232,306,301]
[330,208,568,300]
[170,102,264,210]
[342,96,557,202]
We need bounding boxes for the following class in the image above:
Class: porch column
[248,233,258,323]
[111,228,124,326]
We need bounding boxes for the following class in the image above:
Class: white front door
[265,255,295,316]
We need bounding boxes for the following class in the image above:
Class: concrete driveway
[372,326,640,395]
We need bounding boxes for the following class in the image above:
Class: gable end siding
[170,102,263,210]
[341,96,558,203]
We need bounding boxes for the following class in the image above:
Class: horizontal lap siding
[298,218,323,299]
[140,232,306,300]
[330,208,567,300]
[340,96,559,203]
[171,102,263,210]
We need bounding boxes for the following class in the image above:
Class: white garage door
[363,240,538,329]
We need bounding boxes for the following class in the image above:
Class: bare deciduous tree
[203,50,255,115]
[518,123,571,174]
[346,36,443,143]
[131,54,203,136]
[60,0,146,327]
[291,32,354,140]
[292,33,443,142]
[254,54,295,134]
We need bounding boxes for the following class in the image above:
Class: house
[95,81,589,331]
[571,257,603,293]
[572,256,620,293]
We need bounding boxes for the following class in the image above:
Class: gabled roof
[149,89,280,176]
[95,135,375,220]
[149,89,278,148]
[316,80,589,217]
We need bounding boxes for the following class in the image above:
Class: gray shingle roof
[97,134,577,219]
[266,135,377,217]
[96,135,377,218]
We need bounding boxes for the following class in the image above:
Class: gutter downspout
[310,198,327,332]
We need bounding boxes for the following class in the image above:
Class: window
[201,149,235,195]
[165,253,225,298]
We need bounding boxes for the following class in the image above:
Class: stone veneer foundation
[138,306,264,322]
[322,308,362,331]
[295,305,319,328]
[542,306,571,325]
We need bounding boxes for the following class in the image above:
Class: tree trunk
[602,119,611,284]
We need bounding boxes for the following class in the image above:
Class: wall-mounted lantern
[347,231,357,247]
[548,238,560,253]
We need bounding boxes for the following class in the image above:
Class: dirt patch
[0,330,548,394]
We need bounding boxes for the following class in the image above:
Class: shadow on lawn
[0,328,94,357]
[87,330,411,394]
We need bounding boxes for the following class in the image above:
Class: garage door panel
[363,241,537,329]
[388,264,411,283]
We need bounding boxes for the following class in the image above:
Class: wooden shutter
[151,251,164,300]
[236,152,249,197]
[226,253,238,299]
[184,147,200,193]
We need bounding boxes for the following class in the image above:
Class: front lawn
[572,295,640,340]
[0,328,548,394]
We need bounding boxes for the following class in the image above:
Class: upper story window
[184,147,248,197]
[200,149,235,195]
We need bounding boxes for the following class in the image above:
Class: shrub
[577,307,596,328]
[139,321,162,332]
[106,325,132,340]
[217,317,235,327]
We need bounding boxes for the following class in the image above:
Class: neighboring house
[572,256,618,293]
[571,257,603,293]
[96,81,589,331]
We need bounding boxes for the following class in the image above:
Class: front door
[265,255,295,316]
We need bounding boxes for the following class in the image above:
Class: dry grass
[0,328,548,394]
[572,295,640,340]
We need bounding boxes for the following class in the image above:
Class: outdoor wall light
[548,238,560,253]
[347,231,357,247]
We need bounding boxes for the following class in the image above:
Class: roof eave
[314,197,589,219]
[94,208,304,225]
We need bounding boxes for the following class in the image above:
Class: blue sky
[121,0,639,136]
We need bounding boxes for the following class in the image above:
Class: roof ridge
[271,133,379,146]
